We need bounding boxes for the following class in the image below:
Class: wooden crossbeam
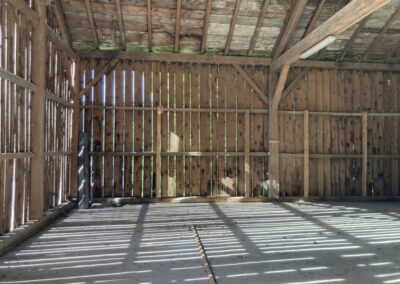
[248,0,271,56]
[233,65,268,106]
[200,0,212,54]
[53,0,71,46]
[303,0,326,38]
[115,0,126,50]
[224,0,243,55]
[85,0,99,47]
[175,0,182,53]
[79,50,400,71]
[339,16,369,61]
[362,5,400,61]
[273,0,308,59]
[147,0,152,52]
[271,0,390,71]
[81,58,120,95]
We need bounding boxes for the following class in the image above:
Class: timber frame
[2,0,400,204]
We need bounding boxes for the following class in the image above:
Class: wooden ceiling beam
[78,50,400,71]
[303,0,326,38]
[339,16,369,61]
[200,0,212,54]
[248,0,271,56]
[53,0,71,46]
[85,0,100,47]
[273,0,308,59]
[362,5,400,61]
[271,0,390,71]
[175,0,182,53]
[224,0,243,55]
[147,0,153,52]
[233,65,268,105]
[115,0,126,50]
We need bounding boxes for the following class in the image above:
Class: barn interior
[1,0,400,283]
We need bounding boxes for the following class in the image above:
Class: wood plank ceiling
[56,0,400,63]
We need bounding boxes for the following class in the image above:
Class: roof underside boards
[58,0,400,63]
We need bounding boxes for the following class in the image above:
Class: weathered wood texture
[81,60,269,198]
[0,2,73,235]
[280,68,400,197]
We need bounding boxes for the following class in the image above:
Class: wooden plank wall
[0,2,73,236]
[0,1,33,235]
[44,5,73,209]
[281,68,400,197]
[81,61,269,198]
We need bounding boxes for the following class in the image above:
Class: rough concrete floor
[0,202,400,284]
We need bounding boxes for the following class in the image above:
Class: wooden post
[304,110,309,197]
[30,1,46,219]
[70,60,81,199]
[244,110,250,197]
[268,65,290,198]
[156,107,162,197]
[362,111,368,196]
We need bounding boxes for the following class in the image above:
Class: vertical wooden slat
[304,110,309,197]
[134,61,144,197]
[124,61,134,197]
[244,110,250,197]
[362,111,368,196]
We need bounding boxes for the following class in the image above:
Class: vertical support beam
[30,1,46,219]
[156,107,162,198]
[71,60,81,199]
[303,110,309,197]
[362,111,368,196]
[269,64,290,198]
[244,110,250,197]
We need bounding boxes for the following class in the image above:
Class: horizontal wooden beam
[0,203,75,257]
[271,0,390,71]
[82,105,269,113]
[78,51,400,71]
[0,153,33,160]
[89,151,270,157]
[233,65,268,105]
[45,92,73,108]
[0,67,37,90]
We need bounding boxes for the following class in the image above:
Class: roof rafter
[53,0,71,46]
[174,0,182,53]
[115,0,126,50]
[248,0,271,56]
[147,0,152,52]
[272,0,308,59]
[271,0,390,71]
[224,0,243,55]
[200,0,212,54]
[339,16,369,61]
[362,5,400,61]
[84,0,99,47]
[303,0,326,38]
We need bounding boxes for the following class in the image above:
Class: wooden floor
[1,202,400,283]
